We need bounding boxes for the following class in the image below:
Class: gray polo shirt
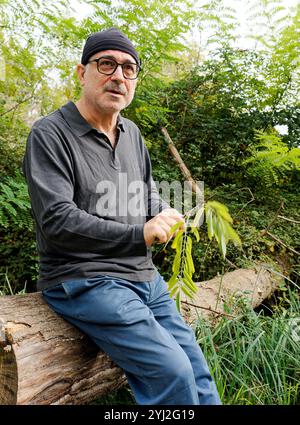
[22,101,169,291]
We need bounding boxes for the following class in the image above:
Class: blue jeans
[42,272,221,405]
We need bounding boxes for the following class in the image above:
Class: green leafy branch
[167,201,241,311]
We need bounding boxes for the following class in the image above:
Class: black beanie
[81,28,141,67]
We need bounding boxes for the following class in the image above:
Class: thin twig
[215,268,224,311]
[0,94,35,117]
[265,231,300,256]
[181,300,236,318]
[234,187,255,215]
[262,265,300,291]
[225,257,239,269]
[260,202,284,236]
[250,264,264,305]
[278,215,300,224]
[206,187,255,215]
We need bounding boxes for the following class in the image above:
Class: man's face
[77,49,138,115]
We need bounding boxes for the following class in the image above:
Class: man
[22,28,221,405]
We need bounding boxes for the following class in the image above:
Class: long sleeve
[22,126,147,257]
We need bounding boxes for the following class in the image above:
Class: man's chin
[99,99,128,113]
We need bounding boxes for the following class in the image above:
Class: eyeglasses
[87,57,141,80]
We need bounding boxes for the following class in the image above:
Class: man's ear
[76,64,86,86]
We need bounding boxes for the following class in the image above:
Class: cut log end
[0,293,127,405]
[0,346,18,404]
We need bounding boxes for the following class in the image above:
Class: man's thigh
[43,275,146,325]
[42,275,191,377]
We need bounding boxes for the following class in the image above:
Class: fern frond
[243,129,300,187]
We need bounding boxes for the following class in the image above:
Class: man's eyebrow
[96,54,136,64]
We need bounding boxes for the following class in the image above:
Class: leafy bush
[243,129,300,187]
[0,171,32,228]
[0,171,38,293]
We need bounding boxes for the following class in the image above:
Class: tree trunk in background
[0,265,281,405]
[181,265,282,325]
[161,126,203,197]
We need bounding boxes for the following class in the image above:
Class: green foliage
[0,226,38,294]
[154,182,299,291]
[0,271,28,296]
[205,201,241,258]
[243,129,300,187]
[167,223,199,311]
[167,201,241,311]
[0,172,37,293]
[0,171,32,229]
[245,1,300,108]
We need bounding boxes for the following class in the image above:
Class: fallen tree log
[0,265,282,405]
[181,264,282,325]
[0,294,126,405]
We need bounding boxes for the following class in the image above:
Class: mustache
[104,84,127,95]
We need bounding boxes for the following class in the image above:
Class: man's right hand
[143,208,185,247]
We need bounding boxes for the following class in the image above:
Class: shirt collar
[59,101,125,137]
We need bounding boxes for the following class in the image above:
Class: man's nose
[110,64,125,81]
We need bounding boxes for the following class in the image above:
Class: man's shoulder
[31,107,66,134]
[27,107,71,151]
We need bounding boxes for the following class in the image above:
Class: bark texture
[0,265,281,405]
[161,126,202,197]
[181,265,282,325]
[0,293,126,405]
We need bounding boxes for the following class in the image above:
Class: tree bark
[0,293,126,405]
[161,126,202,197]
[0,265,282,405]
[180,265,282,325]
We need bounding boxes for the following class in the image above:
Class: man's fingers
[153,226,169,244]
[160,208,184,221]
[157,216,177,227]
[153,218,186,244]
[144,208,186,247]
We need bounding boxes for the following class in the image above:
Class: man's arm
[23,126,147,257]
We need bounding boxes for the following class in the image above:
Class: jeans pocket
[61,279,90,298]
[43,283,68,300]
[61,275,111,299]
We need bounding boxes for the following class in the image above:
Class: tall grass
[196,288,300,405]
[0,270,27,296]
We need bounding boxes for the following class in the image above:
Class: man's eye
[99,60,115,67]
[124,64,135,72]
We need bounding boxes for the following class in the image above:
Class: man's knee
[162,351,195,385]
